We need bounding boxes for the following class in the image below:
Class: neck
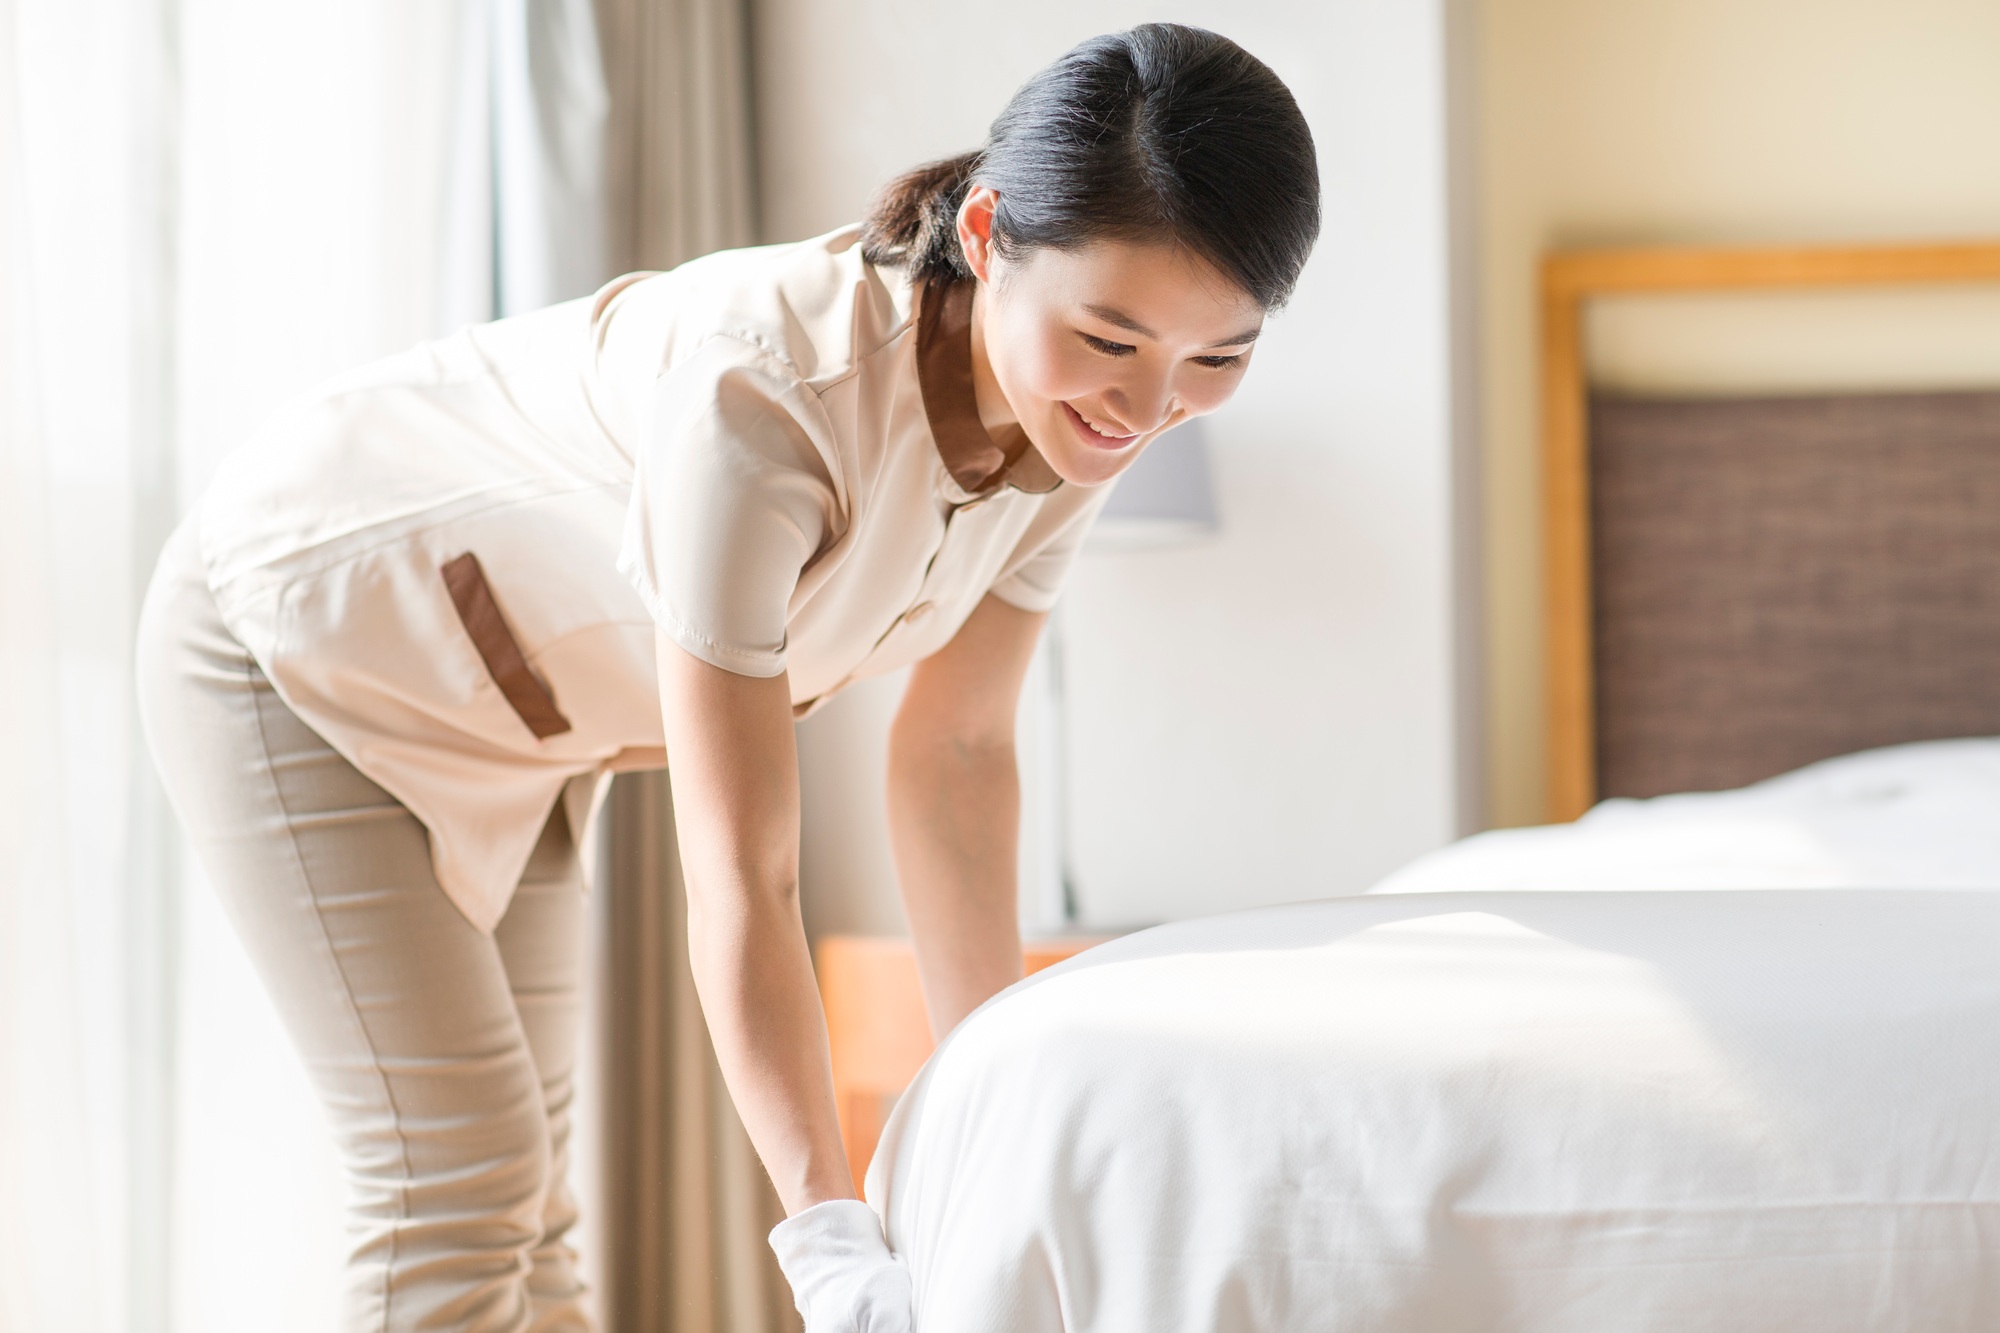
[966,281,1019,438]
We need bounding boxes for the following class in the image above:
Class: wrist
[775,1156,861,1218]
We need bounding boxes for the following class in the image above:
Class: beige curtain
[597,0,757,273]
[592,778,798,1333]
[586,2,796,1330]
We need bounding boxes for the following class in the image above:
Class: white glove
[768,1198,915,1333]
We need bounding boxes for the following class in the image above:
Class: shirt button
[905,601,935,624]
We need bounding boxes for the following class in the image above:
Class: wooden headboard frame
[1541,238,2000,822]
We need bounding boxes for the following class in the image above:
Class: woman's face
[958,186,1266,488]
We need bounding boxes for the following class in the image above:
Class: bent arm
[888,593,1048,1040]
[655,632,851,1214]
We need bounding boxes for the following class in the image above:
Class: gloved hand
[768,1197,915,1333]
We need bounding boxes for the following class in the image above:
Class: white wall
[757,1,1473,931]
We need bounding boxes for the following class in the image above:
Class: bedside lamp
[1030,418,1221,930]
[819,432,1220,1194]
[1088,416,1220,550]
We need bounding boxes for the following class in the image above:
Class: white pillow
[1372,736,2000,894]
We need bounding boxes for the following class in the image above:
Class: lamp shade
[1086,418,1220,551]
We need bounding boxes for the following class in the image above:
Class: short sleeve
[987,480,1118,613]
[617,334,840,677]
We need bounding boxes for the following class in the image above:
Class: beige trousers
[136,520,594,1333]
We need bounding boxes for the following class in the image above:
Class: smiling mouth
[1062,401,1141,450]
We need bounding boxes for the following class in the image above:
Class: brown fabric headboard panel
[1588,389,2000,799]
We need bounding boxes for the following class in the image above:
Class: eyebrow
[1082,302,1262,348]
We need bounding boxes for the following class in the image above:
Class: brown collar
[914,273,1062,498]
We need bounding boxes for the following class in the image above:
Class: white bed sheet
[872,741,2000,1331]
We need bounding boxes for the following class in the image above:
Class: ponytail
[859,151,981,286]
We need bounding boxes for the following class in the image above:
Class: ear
[956,184,1000,283]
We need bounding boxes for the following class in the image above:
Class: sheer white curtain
[1,3,181,1330]
[2,2,613,1330]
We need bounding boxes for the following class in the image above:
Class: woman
[137,21,1319,1333]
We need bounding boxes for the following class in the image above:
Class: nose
[1102,367,1177,436]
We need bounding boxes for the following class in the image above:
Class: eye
[1193,353,1246,369]
[1080,333,1137,357]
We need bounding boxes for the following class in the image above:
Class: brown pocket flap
[440,552,573,740]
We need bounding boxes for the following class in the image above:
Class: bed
[861,239,2000,1329]
[872,747,2000,1329]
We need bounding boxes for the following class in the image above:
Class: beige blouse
[195,225,1112,931]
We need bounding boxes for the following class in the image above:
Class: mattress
[870,740,2000,1330]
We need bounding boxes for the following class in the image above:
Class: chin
[1042,438,1136,487]
[1031,413,1147,487]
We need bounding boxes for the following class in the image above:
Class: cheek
[995,318,1110,404]
[1172,366,1248,416]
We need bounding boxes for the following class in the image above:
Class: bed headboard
[1541,241,2000,820]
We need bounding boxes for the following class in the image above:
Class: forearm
[682,873,853,1214]
[655,636,851,1216]
[886,727,1026,1039]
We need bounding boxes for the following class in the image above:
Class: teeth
[1076,406,1128,437]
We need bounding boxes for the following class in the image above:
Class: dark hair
[861,24,1320,311]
